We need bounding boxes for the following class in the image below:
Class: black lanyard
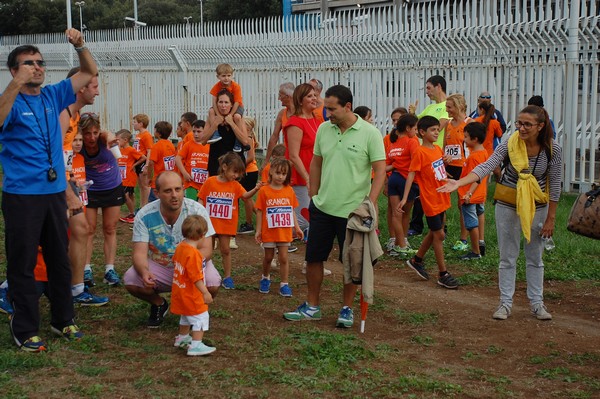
[19,93,57,181]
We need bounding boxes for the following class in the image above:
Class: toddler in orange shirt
[255,158,303,297]
[171,215,216,356]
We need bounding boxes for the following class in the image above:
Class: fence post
[564,0,581,191]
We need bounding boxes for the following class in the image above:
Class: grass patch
[395,309,439,325]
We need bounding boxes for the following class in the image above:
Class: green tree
[203,0,282,21]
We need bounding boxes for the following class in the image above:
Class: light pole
[199,0,203,34]
[75,1,85,31]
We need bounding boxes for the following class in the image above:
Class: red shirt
[283,115,319,186]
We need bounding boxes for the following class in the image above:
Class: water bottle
[538,223,555,251]
[81,180,94,190]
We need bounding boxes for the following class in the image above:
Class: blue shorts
[388,171,419,201]
[461,203,485,230]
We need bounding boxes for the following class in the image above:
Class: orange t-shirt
[313,106,325,124]
[171,241,208,316]
[444,120,467,167]
[245,141,259,173]
[409,145,451,217]
[198,176,246,236]
[458,149,490,205]
[149,139,177,188]
[385,135,420,178]
[72,152,89,206]
[184,131,194,143]
[178,140,210,190]
[475,116,503,156]
[210,81,243,107]
[255,185,299,243]
[261,163,271,183]
[118,146,144,188]
[134,130,154,156]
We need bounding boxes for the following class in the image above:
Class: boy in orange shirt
[171,215,216,356]
[132,113,154,208]
[255,158,303,297]
[175,119,210,200]
[117,129,146,223]
[398,116,459,289]
[147,121,176,193]
[458,122,489,260]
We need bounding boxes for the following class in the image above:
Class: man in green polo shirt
[283,85,386,328]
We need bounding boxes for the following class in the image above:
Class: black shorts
[240,171,258,192]
[445,165,462,181]
[425,211,445,232]
[134,161,146,175]
[305,200,347,263]
[123,186,135,197]
[87,184,125,209]
[388,171,419,201]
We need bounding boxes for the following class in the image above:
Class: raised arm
[65,28,98,93]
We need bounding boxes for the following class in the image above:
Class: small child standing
[117,129,146,223]
[198,152,260,289]
[254,158,303,297]
[147,121,176,195]
[171,215,216,356]
[206,63,245,150]
[399,116,459,289]
[458,122,489,260]
[238,117,260,235]
[175,119,210,200]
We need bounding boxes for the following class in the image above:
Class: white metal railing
[0,0,598,191]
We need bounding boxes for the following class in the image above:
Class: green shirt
[312,116,385,218]
[418,100,448,147]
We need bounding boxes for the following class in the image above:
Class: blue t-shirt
[0,79,75,194]
[81,145,123,191]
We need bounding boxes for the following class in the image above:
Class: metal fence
[1,0,598,191]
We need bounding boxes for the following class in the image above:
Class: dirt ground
[5,222,600,398]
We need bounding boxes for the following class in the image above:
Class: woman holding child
[79,113,124,286]
[201,89,249,176]
[438,105,562,321]
[283,83,322,233]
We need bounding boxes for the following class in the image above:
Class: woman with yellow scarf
[437,105,562,321]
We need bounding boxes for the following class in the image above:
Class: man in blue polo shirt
[0,29,97,352]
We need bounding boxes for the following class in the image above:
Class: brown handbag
[493,183,517,205]
[567,186,600,240]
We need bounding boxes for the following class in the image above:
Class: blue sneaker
[283,302,321,321]
[0,286,14,315]
[187,342,216,356]
[233,141,242,152]
[19,336,47,352]
[279,284,292,297]
[259,278,271,294]
[336,306,354,328]
[83,269,95,288]
[73,288,109,306]
[207,131,222,144]
[222,277,235,290]
[103,269,121,286]
[51,324,84,341]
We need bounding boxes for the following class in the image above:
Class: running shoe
[83,269,95,288]
[222,276,235,290]
[389,246,417,257]
[229,237,238,250]
[531,303,552,320]
[336,306,354,328]
[19,336,47,352]
[452,240,469,251]
[119,214,135,224]
[147,299,169,328]
[237,223,255,235]
[187,342,216,356]
[103,269,121,286]
[437,273,459,289]
[460,252,482,261]
[73,288,109,306]
[283,302,321,321]
[259,278,271,294]
[385,238,396,252]
[207,132,222,144]
[51,324,84,341]
[492,304,511,320]
[288,246,298,253]
[0,286,13,315]
[174,334,192,348]
[406,258,429,280]
[279,284,292,297]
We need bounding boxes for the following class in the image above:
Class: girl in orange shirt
[198,152,260,290]
[255,158,303,297]
[475,102,503,157]
[237,117,260,235]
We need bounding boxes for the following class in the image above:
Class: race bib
[267,206,294,229]
[119,165,127,180]
[63,150,74,172]
[79,189,88,206]
[133,139,140,152]
[445,144,462,160]
[432,158,448,181]
[206,197,233,219]
[163,155,175,171]
[191,168,208,184]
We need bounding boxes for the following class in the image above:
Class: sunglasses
[80,112,100,122]
[479,95,492,99]
[19,60,46,68]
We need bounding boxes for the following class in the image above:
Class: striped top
[472,140,562,205]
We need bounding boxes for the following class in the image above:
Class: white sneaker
[229,237,238,250]
[301,261,332,276]
[174,334,192,348]
[187,342,216,356]
[271,259,278,269]
[531,303,552,320]
[492,304,511,320]
[385,238,395,252]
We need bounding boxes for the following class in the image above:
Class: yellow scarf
[507,133,548,242]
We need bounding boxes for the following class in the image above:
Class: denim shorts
[461,203,485,230]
